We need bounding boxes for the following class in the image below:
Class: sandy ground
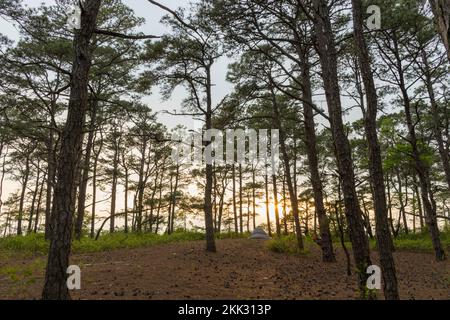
[0,239,449,300]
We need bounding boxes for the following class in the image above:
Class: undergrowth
[0,230,249,256]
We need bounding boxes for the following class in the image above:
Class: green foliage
[391,230,450,253]
[0,231,249,255]
[0,233,49,255]
[0,258,44,285]
[367,230,450,253]
[266,235,310,255]
[266,231,450,255]
[216,231,250,239]
[0,258,45,296]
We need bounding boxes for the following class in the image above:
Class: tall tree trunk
[360,195,374,239]
[90,133,102,238]
[337,182,352,276]
[213,164,218,232]
[74,102,97,240]
[246,191,251,232]
[28,161,41,234]
[44,133,56,240]
[402,177,409,234]
[155,164,165,234]
[136,140,147,232]
[232,163,238,233]
[312,0,372,295]
[252,167,257,230]
[264,168,272,236]
[393,36,445,260]
[239,164,243,234]
[272,173,281,237]
[429,0,450,61]
[110,147,119,233]
[282,174,288,235]
[0,145,6,227]
[167,174,173,234]
[421,49,450,189]
[42,0,101,300]
[386,173,396,237]
[269,85,303,249]
[204,65,216,252]
[403,95,445,260]
[413,174,424,230]
[148,168,159,233]
[123,165,129,233]
[394,169,406,237]
[17,153,31,235]
[34,176,45,233]
[217,183,225,233]
[298,46,335,261]
[170,166,180,234]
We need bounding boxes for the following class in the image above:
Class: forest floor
[0,238,449,300]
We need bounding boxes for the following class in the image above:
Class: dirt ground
[0,239,449,300]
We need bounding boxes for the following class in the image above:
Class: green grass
[0,230,249,256]
[0,258,45,283]
[266,235,311,255]
[267,230,450,255]
[390,230,450,253]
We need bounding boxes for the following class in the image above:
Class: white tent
[248,227,271,240]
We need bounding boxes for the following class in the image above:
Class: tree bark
[204,65,216,252]
[312,0,372,296]
[269,85,303,249]
[429,0,450,61]
[298,46,335,262]
[17,153,31,235]
[0,144,6,229]
[392,34,445,261]
[90,131,102,238]
[74,102,97,239]
[109,129,121,234]
[42,0,101,300]
[28,161,41,234]
[239,164,244,234]
[170,165,180,233]
[272,173,281,237]
[420,49,450,190]
[252,167,257,230]
[264,168,272,236]
[44,133,56,240]
[351,0,399,298]
[34,176,45,233]
[282,174,288,235]
[232,163,238,233]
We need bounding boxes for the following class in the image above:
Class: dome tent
[248,227,271,240]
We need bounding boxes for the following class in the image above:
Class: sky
[0,0,365,232]
[0,0,235,131]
